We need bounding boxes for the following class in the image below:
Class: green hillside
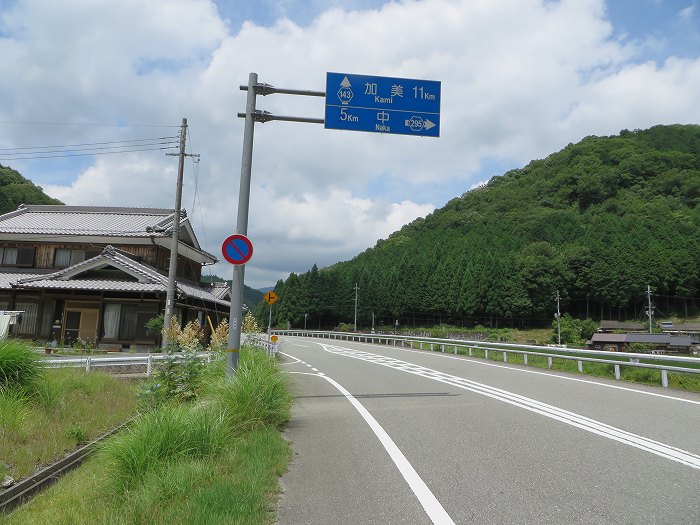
[267,124,700,329]
[0,164,63,213]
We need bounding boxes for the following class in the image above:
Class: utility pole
[647,285,653,333]
[353,282,360,331]
[555,290,561,346]
[227,73,258,375]
[162,118,199,349]
[304,313,308,331]
[227,72,325,376]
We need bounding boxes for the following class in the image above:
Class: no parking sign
[221,234,253,265]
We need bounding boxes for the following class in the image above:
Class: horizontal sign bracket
[237,110,324,125]
[240,83,326,98]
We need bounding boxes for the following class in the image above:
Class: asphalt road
[274,336,700,525]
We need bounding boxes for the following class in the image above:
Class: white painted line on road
[322,345,700,470]
[320,373,456,525]
[281,354,303,365]
[281,351,455,525]
[369,343,700,406]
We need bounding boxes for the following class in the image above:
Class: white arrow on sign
[424,119,436,130]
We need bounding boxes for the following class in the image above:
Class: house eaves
[12,246,229,307]
[0,205,217,264]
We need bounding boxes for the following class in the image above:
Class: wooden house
[0,205,229,349]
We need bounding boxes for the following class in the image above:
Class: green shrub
[0,339,43,392]
[211,348,292,433]
[138,350,206,408]
[100,403,229,492]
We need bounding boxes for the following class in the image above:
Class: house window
[1,248,16,265]
[54,249,87,268]
[13,302,39,336]
[102,303,158,341]
[0,247,34,267]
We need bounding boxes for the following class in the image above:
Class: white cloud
[1,0,699,288]
[679,4,695,20]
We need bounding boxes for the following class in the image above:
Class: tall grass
[209,347,293,433]
[1,368,137,480]
[0,339,43,392]
[100,403,229,492]
[4,346,294,525]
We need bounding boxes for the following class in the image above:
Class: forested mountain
[263,124,700,330]
[0,164,63,213]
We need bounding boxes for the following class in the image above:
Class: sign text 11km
[325,72,440,137]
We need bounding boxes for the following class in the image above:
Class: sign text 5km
[325,72,441,137]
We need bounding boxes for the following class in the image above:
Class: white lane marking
[321,344,700,470]
[320,374,455,525]
[311,368,319,372]
[282,354,303,365]
[281,352,455,525]
[360,341,700,406]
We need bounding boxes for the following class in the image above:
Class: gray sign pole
[227,72,258,376]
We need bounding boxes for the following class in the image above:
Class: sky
[0,0,699,289]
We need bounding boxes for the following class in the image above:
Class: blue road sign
[221,234,253,265]
[325,72,440,137]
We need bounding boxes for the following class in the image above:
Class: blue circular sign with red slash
[221,234,253,265]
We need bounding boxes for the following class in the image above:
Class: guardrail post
[85,357,91,373]
[614,364,621,380]
[484,349,489,360]
[419,342,423,350]
[147,355,153,377]
[503,351,508,363]
[441,344,445,353]
[577,360,583,373]
[661,369,669,388]
[524,354,528,365]
[548,356,553,369]
[469,347,472,357]
[453,345,457,355]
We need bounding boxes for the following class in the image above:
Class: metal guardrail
[273,330,700,389]
[37,352,215,377]
[35,334,281,375]
[245,334,280,357]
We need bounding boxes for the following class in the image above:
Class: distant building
[660,323,700,346]
[0,205,229,349]
[589,333,693,353]
[598,320,646,333]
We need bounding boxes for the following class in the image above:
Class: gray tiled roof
[9,246,229,307]
[591,333,628,343]
[591,332,692,348]
[208,283,231,300]
[0,205,176,237]
[0,204,217,263]
[599,320,645,331]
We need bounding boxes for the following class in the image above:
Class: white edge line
[319,373,456,525]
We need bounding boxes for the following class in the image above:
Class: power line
[0,145,178,161]
[0,121,179,128]
[0,136,178,152]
